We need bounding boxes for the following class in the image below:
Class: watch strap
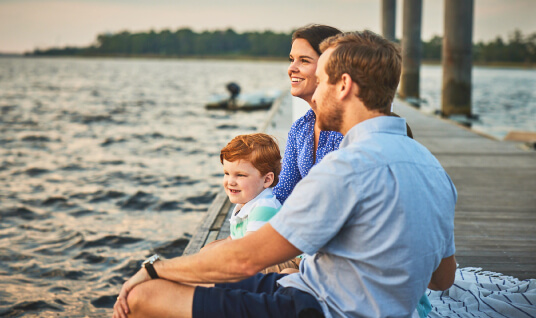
[144,261,159,279]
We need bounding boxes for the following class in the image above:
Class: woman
[273,24,413,205]
[273,24,344,204]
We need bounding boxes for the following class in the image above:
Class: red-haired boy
[220,133,282,240]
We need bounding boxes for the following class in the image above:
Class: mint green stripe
[249,206,279,223]
[416,294,431,318]
[231,219,248,239]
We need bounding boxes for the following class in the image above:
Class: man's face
[312,48,344,133]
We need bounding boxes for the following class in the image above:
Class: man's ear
[338,73,356,100]
[263,172,275,188]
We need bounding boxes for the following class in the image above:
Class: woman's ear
[263,172,275,188]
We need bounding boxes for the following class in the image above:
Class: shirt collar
[233,188,273,219]
[305,108,316,121]
[340,116,407,149]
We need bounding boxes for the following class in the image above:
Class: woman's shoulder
[288,109,315,141]
[290,109,315,131]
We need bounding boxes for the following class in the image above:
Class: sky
[1,0,535,53]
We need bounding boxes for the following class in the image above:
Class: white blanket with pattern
[426,267,536,318]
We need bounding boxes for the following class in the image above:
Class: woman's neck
[305,100,320,161]
[313,112,320,162]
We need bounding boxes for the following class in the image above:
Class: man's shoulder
[323,134,437,172]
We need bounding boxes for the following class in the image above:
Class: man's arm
[115,224,300,316]
[428,255,456,291]
[123,224,300,291]
[157,224,301,283]
[199,236,231,252]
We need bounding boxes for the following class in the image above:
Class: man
[113,31,457,318]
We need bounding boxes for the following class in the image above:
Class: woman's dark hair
[292,24,342,56]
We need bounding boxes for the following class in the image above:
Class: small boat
[205,83,282,111]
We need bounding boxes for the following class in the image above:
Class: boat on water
[205,82,282,111]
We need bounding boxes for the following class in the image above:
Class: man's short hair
[319,30,402,113]
[220,133,282,187]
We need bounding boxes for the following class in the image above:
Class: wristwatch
[142,254,160,279]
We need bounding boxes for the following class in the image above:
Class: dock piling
[399,0,423,103]
[441,0,474,117]
[381,0,397,41]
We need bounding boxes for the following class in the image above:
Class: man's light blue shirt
[270,116,457,318]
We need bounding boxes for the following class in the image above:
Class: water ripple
[0,57,288,316]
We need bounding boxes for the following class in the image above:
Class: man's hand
[113,267,151,318]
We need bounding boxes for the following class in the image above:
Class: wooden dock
[394,99,536,280]
[184,93,536,280]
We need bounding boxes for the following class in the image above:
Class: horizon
[1,0,536,54]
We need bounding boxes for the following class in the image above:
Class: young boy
[203,133,299,273]
[220,133,282,240]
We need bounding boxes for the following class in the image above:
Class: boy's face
[222,159,271,206]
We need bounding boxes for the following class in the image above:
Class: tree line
[28,28,536,64]
[29,28,292,58]
[423,29,536,64]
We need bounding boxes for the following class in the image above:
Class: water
[420,64,536,139]
[0,58,534,317]
[0,57,288,317]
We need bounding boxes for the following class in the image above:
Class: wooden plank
[504,131,536,143]
[183,188,229,255]
[434,153,536,168]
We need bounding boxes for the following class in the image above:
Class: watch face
[143,254,159,265]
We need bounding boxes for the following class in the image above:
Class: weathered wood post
[442,0,474,117]
[399,0,423,103]
[382,0,396,41]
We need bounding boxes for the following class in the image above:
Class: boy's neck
[235,204,244,214]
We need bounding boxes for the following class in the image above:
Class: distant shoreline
[422,59,536,69]
[3,53,288,62]
[4,54,535,69]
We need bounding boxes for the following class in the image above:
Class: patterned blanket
[427,267,536,318]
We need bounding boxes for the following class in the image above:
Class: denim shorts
[192,273,324,318]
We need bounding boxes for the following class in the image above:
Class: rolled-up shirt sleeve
[270,153,359,255]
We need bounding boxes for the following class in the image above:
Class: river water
[420,64,536,139]
[0,57,534,317]
[0,57,288,317]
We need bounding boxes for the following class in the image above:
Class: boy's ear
[263,172,275,188]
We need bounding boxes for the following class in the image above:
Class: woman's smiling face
[288,38,320,104]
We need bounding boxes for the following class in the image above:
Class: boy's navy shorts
[192,273,324,318]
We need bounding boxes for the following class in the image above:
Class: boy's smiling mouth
[229,189,241,193]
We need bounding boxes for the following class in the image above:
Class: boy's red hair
[220,133,281,187]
